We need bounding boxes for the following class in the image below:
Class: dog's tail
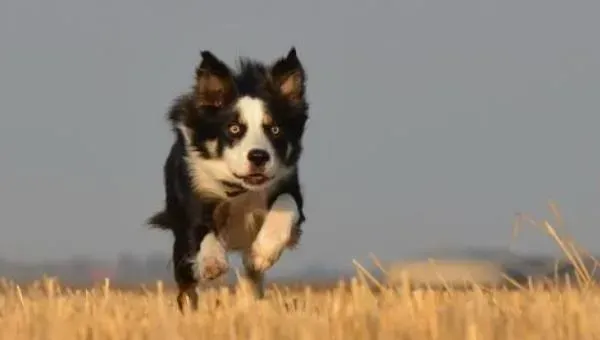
[146,210,174,230]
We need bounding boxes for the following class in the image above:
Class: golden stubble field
[0,276,600,340]
[1,204,598,340]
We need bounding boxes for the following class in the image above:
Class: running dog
[147,47,309,311]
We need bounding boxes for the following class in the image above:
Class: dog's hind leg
[242,252,266,299]
[172,227,203,312]
[176,282,199,312]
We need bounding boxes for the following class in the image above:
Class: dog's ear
[270,47,306,104]
[194,51,236,108]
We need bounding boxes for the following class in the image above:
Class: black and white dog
[147,47,308,310]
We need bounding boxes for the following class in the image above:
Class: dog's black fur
[147,48,309,311]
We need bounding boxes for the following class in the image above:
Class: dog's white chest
[214,191,268,251]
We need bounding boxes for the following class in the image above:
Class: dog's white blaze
[178,97,293,197]
[250,194,300,270]
[192,232,228,281]
[223,97,280,180]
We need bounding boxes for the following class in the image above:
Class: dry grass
[1,277,600,339]
[1,202,599,340]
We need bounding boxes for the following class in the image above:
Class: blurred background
[0,0,599,285]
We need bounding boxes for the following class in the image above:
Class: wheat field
[1,204,599,340]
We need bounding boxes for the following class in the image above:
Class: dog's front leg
[176,230,228,312]
[184,199,229,283]
[247,194,301,273]
[174,228,229,311]
[174,199,229,312]
[192,231,229,282]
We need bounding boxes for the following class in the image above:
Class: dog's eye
[228,124,242,136]
[270,125,281,136]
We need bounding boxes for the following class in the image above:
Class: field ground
[1,276,600,340]
[1,205,598,339]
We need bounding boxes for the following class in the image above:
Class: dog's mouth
[234,173,273,186]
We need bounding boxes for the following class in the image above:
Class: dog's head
[173,48,308,194]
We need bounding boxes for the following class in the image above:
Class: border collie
[147,47,309,311]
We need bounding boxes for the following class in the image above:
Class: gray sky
[1,0,599,275]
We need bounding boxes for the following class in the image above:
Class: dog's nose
[247,149,270,167]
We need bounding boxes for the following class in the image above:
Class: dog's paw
[247,241,284,273]
[246,194,300,272]
[193,256,229,281]
[193,232,229,281]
